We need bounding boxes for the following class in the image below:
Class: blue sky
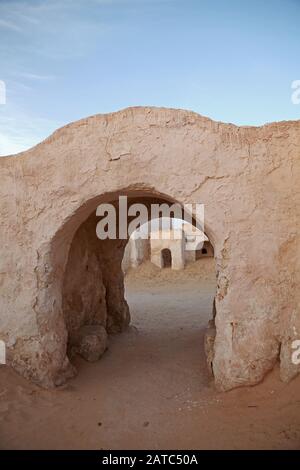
[0,0,299,155]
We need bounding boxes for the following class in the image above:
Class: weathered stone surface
[204,320,216,376]
[76,325,107,362]
[62,215,107,345]
[0,106,299,391]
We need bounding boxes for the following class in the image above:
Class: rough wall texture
[0,106,299,391]
[62,214,111,362]
[62,215,107,343]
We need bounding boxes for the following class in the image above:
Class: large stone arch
[0,106,299,391]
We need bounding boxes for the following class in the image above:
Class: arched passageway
[1,107,297,391]
[61,192,216,379]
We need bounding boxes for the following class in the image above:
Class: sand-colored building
[123,222,213,271]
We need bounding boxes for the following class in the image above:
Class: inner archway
[60,190,217,386]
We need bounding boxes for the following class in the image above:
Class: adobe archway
[60,192,212,361]
[0,107,299,391]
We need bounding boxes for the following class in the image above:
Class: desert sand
[0,258,299,449]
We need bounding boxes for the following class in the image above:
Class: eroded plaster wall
[0,106,299,391]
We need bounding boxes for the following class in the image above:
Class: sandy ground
[0,258,300,450]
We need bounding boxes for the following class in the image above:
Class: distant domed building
[122,219,213,272]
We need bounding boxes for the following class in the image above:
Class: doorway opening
[161,248,172,268]
[57,191,217,391]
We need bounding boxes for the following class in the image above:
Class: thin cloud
[0,132,29,156]
[16,13,40,25]
[0,105,62,156]
[0,19,22,32]
[19,72,56,81]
